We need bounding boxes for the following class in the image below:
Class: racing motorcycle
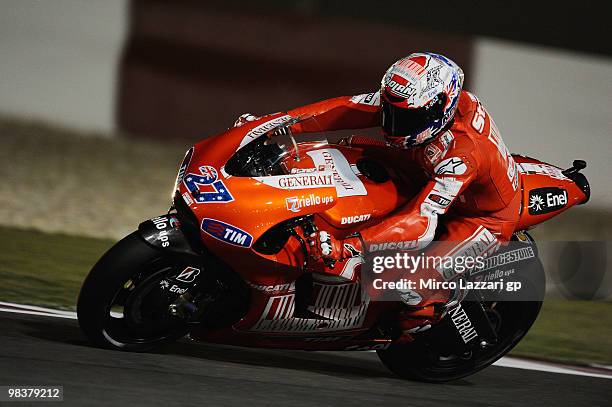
[77,114,590,382]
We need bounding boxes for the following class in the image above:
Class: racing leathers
[285,90,521,307]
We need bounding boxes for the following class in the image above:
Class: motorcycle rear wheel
[377,299,541,382]
[377,261,544,382]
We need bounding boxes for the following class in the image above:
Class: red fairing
[514,155,588,230]
[171,91,586,350]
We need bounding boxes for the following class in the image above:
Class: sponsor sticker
[251,281,369,333]
[174,147,194,189]
[182,191,194,206]
[238,115,293,149]
[439,131,454,150]
[350,92,380,106]
[436,227,498,280]
[369,241,418,251]
[249,282,295,293]
[341,214,371,225]
[278,174,333,189]
[427,193,451,207]
[307,149,367,197]
[285,194,334,213]
[150,216,179,248]
[254,172,335,190]
[291,168,315,174]
[385,78,415,99]
[176,266,201,283]
[392,58,426,79]
[169,284,188,294]
[528,187,568,215]
[470,246,536,276]
[419,65,443,97]
[434,157,467,175]
[201,218,253,248]
[449,303,479,344]
[517,162,569,180]
[425,143,443,165]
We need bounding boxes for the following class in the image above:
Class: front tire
[77,232,189,351]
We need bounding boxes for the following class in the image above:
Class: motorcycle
[77,114,590,382]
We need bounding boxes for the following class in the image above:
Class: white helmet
[380,52,464,148]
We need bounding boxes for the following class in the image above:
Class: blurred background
[0,0,611,363]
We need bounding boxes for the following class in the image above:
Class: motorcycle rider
[236,52,521,333]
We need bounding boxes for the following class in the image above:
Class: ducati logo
[341,214,371,225]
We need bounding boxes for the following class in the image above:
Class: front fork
[167,272,227,323]
[138,214,213,323]
[138,213,251,326]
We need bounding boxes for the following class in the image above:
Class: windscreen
[225,116,327,177]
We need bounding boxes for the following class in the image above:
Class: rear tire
[377,256,545,382]
[77,232,189,351]
[377,300,542,382]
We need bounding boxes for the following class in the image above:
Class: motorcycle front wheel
[77,232,190,351]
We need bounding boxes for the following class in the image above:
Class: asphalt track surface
[0,313,610,407]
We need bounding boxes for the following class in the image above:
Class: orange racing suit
[286,90,522,306]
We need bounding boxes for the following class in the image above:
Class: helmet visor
[381,93,446,145]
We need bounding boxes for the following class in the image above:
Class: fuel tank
[285,143,420,234]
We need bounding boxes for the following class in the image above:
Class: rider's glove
[233,113,259,128]
[309,231,363,267]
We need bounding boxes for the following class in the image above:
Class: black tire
[377,258,545,382]
[77,232,190,351]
